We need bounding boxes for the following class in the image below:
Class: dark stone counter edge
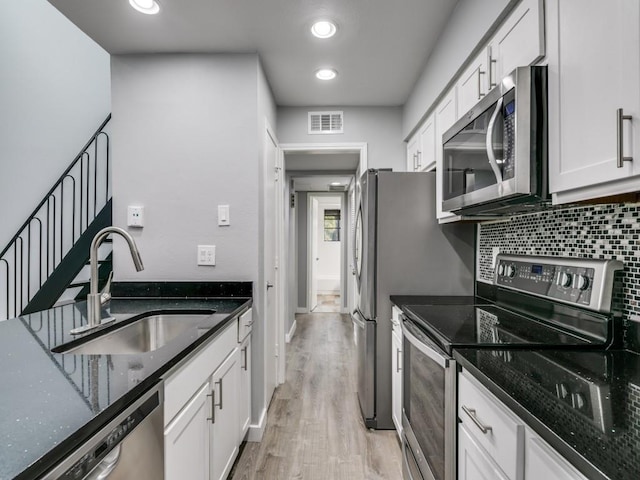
[18,297,252,480]
[111,281,253,298]
[453,350,609,480]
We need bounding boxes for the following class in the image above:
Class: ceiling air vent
[329,184,347,192]
[308,111,343,135]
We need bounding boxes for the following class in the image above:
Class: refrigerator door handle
[352,309,367,328]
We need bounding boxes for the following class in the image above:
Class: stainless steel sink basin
[53,313,213,355]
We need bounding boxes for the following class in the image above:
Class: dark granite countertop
[0,287,251,480]
[455,348,640,480]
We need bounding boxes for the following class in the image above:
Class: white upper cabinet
[457,51,488,118]
[548,0,640,203]
[406,133,420,172]
[418,114,437,172]
[488,0,545,84]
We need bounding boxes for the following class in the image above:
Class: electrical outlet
[197,245,216,266]
[127,206,144,227]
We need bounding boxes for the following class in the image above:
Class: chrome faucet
[71,227,144,335]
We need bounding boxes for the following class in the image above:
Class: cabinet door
[525,437,588,480]
[548,0,640,199]
[457,51,488,117]
[407,134,420,172]
[391,329,402,439]
[489,0,545,85]
[239,336,252,439]
[418,114,436,172]
[458,424,510,480]
[165,382,210,480]
[435,89,461,222]
[211,349,241,480]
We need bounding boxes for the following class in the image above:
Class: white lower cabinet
[165,382,211,480]
[239,335,252,439]
[458,424,510,480]
[391,307,403,439]
[459,368,589,480]
[525,434,588,480]
[211,348,241,480]
[164,313,252,480]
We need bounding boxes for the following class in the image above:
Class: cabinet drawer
[164,319,237,425]
[458,370,525,480]
[237,308,253,343]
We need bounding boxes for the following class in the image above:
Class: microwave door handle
[486,96,504,183]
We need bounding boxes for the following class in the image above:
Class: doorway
[308,193,343,313]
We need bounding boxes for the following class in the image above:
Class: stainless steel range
[400,254,623,480]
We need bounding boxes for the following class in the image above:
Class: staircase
[0,115,112,320]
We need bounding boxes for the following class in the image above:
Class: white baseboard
[285,319,297,343]
[247,407,267,442]
[295,307,308,314]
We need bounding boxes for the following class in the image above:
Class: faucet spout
[71,226,144,335]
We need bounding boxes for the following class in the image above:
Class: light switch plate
[218,205,230,226]
[127,206,144,227]
[197,245,216,266]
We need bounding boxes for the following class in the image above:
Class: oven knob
[577,275,590,291]
[560,272,572,288]
[506,265,516,278]
[555,383,569,399]
[571,393,586,410]
[498,264,505,276]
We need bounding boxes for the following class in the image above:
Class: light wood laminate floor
[229,312,403,480]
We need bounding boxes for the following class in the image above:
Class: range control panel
[494,254,623,313]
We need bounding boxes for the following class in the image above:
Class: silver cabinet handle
[216,379,223,410]
[488,54,497,89]
[417,150,422,169]
[413,153,418,170]
[266,282,274,289]
[478,69,486,100]
[617,108,633,168]
[207,391,216,424]
[396,348,402,373]
[462,405,492,434]
[242,346,248,371]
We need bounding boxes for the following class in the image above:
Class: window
[324,209,341,241]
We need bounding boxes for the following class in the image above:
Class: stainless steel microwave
[442,66,548,215]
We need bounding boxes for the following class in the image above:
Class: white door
[264,125,279,406]
[309,196,320,311]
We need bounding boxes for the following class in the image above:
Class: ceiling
[285,153,359,171]
[292,175,353,192]
[48,0,460,106]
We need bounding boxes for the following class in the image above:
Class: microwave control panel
[494,254,624,313]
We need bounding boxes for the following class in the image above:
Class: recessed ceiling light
[331,182,342,186]
[129,0,160,15]
[311,20,337,39]
[316,68,337,81]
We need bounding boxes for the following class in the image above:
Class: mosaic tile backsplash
[477,202,640,348]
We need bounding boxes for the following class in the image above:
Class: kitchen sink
[52,312,214,355]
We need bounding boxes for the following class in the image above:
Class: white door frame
[276,142,367,381]
[307,192,344,313]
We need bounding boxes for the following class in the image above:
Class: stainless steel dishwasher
[42,383,164,480]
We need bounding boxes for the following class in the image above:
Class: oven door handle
[486,96,504,184]
[402,319,449,369]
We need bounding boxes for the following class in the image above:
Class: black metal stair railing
[0,115,112,321]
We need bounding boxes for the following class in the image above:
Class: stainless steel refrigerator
[352,169,474,429]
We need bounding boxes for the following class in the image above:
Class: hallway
[229,312,402,479]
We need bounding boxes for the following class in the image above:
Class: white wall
[110,52,275,424]
[315,197,341,293]
[402,0,515,139]
[277,107,405,171]
[0,0,110,248]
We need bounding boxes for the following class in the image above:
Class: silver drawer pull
[462,405,492,434]
[617,108,633,168]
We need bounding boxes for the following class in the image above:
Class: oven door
[402,318,456,480]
